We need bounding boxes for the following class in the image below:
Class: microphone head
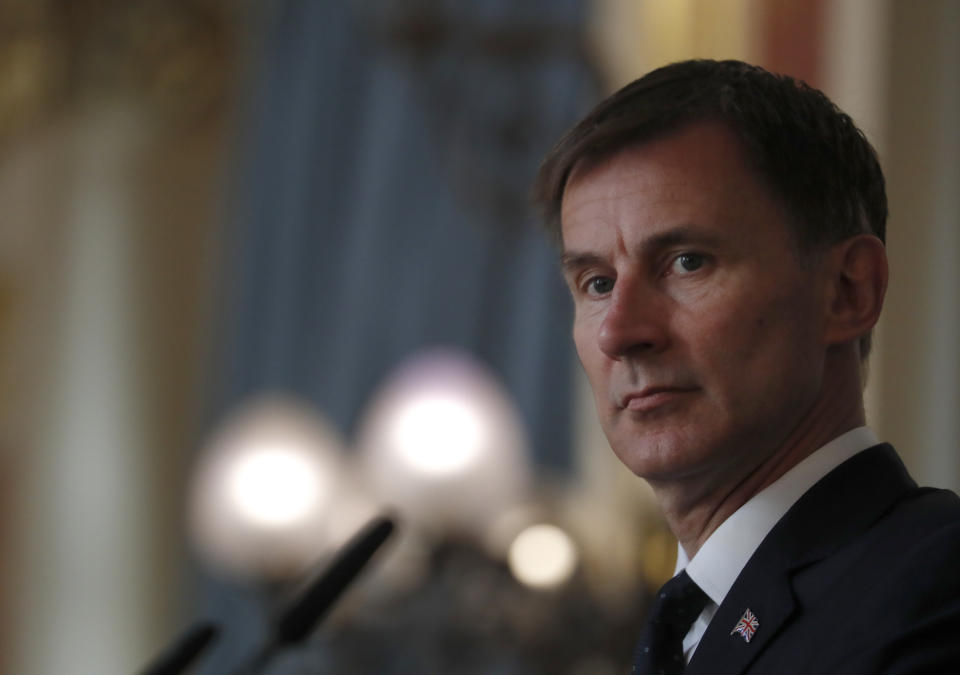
[275,515,396,645]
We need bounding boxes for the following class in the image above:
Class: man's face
[560,122,829,484]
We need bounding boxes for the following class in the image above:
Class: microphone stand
[138,515,395,675]
[231,515,395,675]
[139,622,219,675]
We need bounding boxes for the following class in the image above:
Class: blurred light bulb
[393,395,483,475]
[356,348,531,535]
[508,523,577,589]
[227,446,321,527]
[188,394,374,580]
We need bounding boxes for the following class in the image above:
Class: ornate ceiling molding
[0,0,241,147]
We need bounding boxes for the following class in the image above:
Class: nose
[597,281,670,359]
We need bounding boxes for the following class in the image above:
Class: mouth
[620,386,696,412]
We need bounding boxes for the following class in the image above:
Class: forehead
[559,122,785,250]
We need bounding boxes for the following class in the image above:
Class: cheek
[572,316,593,361]
[573,327,606,391]
[687,285,812,373]
[572,317,616,408]
[703,290,823,398]
[572,310,600,363]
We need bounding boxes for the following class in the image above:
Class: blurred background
[0,0,957,673]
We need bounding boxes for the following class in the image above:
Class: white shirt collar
[675,426,879,607]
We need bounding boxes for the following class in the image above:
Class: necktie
[631,570,709,674]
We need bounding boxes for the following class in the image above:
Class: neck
[652,353,867,560]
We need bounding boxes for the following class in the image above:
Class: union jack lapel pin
[730,608,759,643]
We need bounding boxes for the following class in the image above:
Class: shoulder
[865,483,960,552]
[798,482,960,600]
[805,486,960,673]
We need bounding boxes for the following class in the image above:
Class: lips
[620,386,696,412]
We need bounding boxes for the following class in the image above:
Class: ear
[822,234,888,348]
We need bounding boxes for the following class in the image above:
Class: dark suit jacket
[686,444,960,674]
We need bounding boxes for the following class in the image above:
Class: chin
[612,440,694,480]
[609,427,727,482]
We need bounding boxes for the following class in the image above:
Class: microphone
[137,515,395,675]
[235,515,396,674]
[139,621,219,675]
[276,515,395,644]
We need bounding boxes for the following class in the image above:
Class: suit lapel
[685,540,797,675]
[686,444,916,675]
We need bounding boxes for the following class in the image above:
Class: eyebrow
[559,251,606,274]
[560,224,724,272]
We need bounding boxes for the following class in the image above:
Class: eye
[587,276,614,295]
[672,253,705,274]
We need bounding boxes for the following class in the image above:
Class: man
[534,60,960,674]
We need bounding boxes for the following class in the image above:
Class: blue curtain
[197,1,597,671]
